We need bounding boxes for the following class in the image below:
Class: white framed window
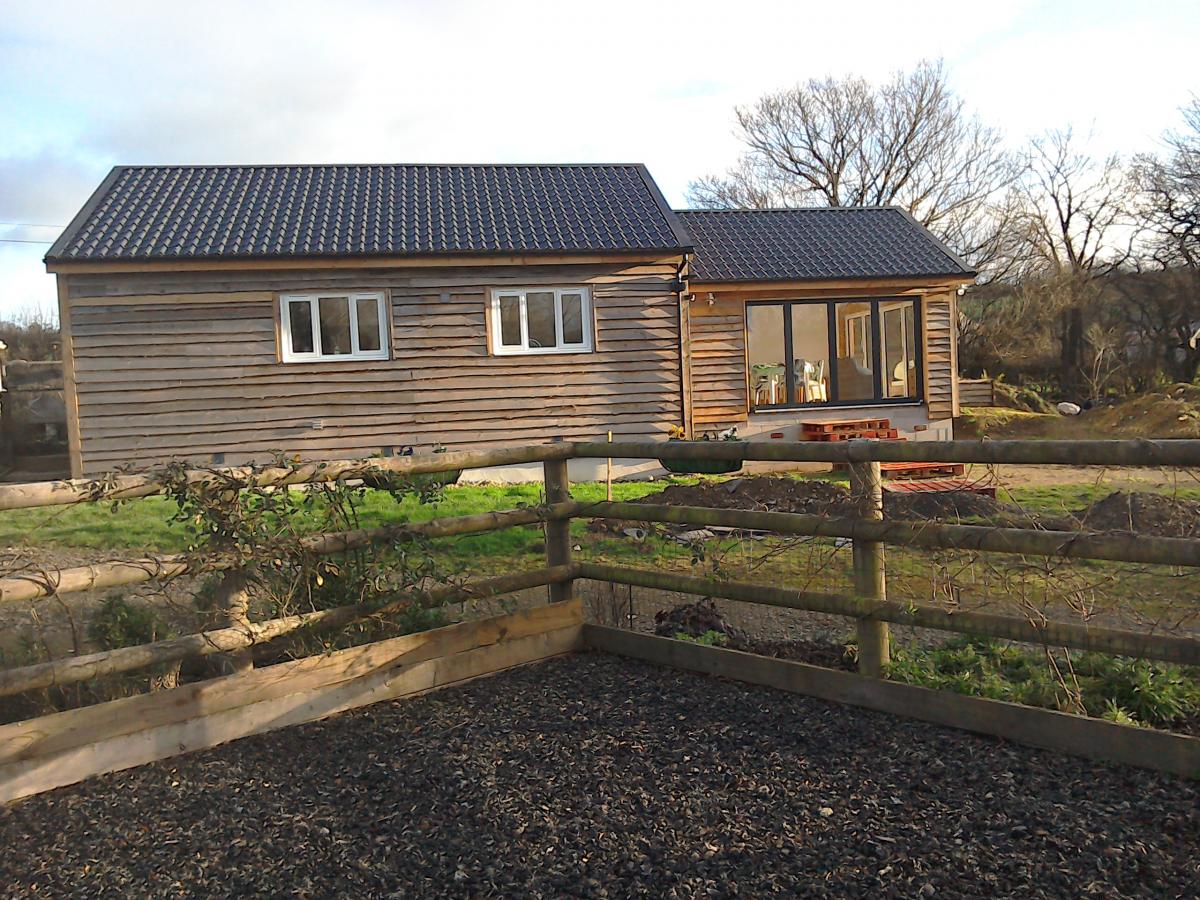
[489,287,593,355]
[279,292,389,362]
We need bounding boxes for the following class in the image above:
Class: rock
[622,527,648,540]
[673,529,716,542]
[819,807,834,817]
[1057,401,1082,416]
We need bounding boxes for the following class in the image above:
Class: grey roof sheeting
[47,164,692,262]
[679,208,975,283]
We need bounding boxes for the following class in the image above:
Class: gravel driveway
[2,653,1196,897]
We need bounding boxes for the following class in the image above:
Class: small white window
[280,292,389,362]
[489,287,593,355]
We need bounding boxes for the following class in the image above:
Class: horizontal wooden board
[1,602,584,803]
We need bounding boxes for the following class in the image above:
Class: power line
[0,238,53,244]
[0,221,64,229]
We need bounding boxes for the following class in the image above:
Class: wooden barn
[45,164,974,480]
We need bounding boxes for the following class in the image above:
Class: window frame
[279,291,390,363]
[746,297,923,411]
[488,286,594,356]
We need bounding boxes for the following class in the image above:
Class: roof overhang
[46,249,690,276]
[688,274,974,298]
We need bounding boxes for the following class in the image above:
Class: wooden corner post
[543,446,574,604]
[849,457,890,677]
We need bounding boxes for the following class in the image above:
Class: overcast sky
[1,0,1197,319]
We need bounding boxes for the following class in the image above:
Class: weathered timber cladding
[65,262,683,474]
[689,298,748,433]
[923,291,957,420]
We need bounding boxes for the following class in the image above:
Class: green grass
[887,637,1200,731]
[0,478,689,556]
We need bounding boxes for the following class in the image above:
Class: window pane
[833,301,876,401]
[789,303,831,405]
[288,301,314,355]
[883,303,916,398]
[318,296,352,355]
[498,296,521,346]
[527,291,556,348]
[356,297,382,352]
[561,293,584,345]
[747,304,786,408]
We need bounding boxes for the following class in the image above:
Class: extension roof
[678,208,975,283]
[46,164,692,263]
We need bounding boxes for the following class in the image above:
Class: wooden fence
[2,438,1199,801]
[957,376,995,406]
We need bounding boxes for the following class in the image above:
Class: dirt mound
[1071,490,1200,537]
[642,476,1013,523]
[648,477,855,516]
[884,490,1011,522]
[1088,385,1200,439]
[654,599,854,669]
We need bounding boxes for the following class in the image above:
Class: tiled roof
[678,208,975,283]
[47,164,691,262]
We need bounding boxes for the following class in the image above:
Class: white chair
[794,358,827,403]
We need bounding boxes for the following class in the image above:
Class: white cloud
[1,0,1197,316]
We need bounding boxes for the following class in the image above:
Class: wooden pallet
[879,461,965,479]
[881,478,997,498]
[801,417,891,434]
[810,429,902,442]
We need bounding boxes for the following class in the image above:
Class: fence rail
[3,438,1199,785]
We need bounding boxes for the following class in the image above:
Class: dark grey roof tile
[48,164,691,262]
[678,208,974,282]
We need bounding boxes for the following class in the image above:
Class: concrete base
[742,403,952,442]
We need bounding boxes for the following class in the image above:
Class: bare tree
[1136,98,1200,268]
[688,60,1021,278]
[1015,128,1136,276]
[1010,129,1137,389]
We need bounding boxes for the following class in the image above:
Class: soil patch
[1069,490,1200,537]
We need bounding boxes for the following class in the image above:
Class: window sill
[492,346,595,357]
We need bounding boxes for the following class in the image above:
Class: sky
[1,0,1197,320]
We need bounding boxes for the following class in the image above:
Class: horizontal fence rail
[572,501,1200,568]
[0,444,574,512]
[578,563,1200,665]
[0,566,575,698]
[0,502,576,604]
[577,439,1200,467]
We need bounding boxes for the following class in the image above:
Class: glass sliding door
[833,301,877,402]
[747,304,788,407]
[745,297,922,410]
[882,302,919,399]
[789,303,831,404]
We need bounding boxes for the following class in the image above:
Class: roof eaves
[44,165,126,263]
[689,271,980,286]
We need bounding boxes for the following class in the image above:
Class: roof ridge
[104,162,653,171]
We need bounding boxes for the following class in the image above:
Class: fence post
[849,458,889,677]
[543,443,574,604]
[213,569,254,675]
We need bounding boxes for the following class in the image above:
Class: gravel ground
[2,654,1198,898]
